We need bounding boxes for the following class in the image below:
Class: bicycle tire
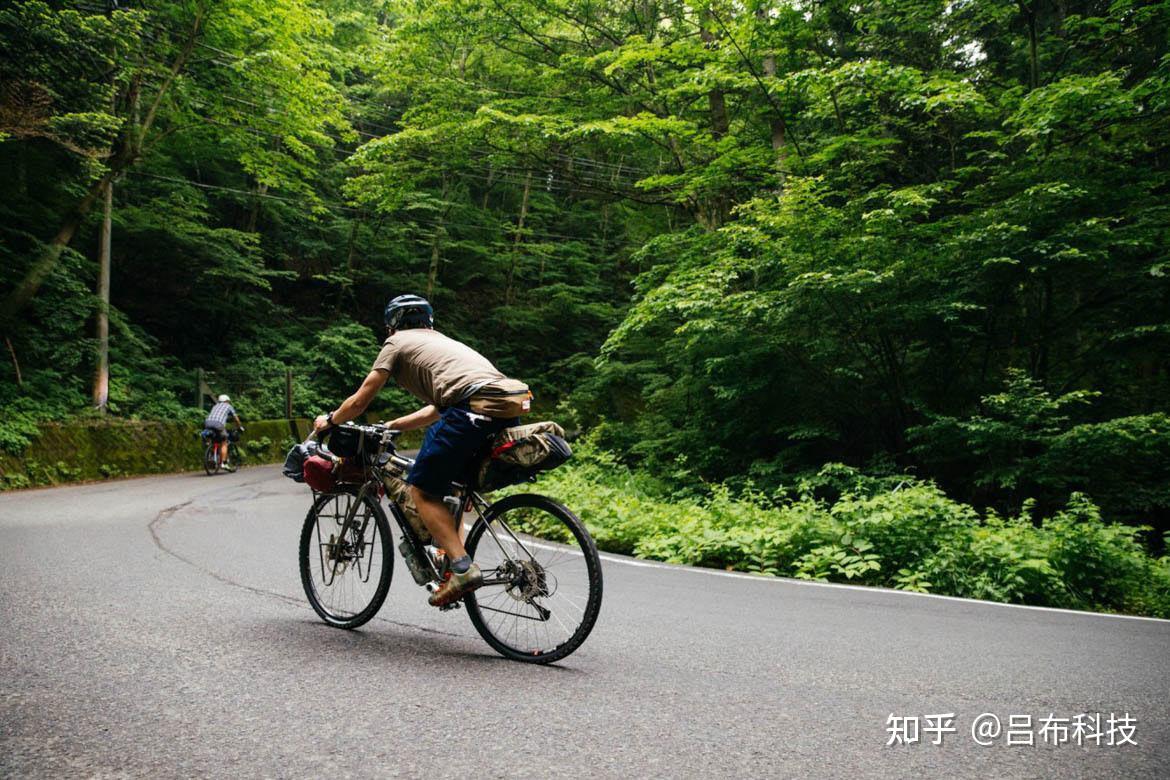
[299,491,394,629]
[465,493,603,664]
[203,443,218,476]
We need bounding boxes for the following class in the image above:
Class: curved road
[1,466,1168,778]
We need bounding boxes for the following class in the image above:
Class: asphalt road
[1,466,1168,779]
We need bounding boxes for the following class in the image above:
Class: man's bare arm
[387,404,439,431]
[314,370,389,431]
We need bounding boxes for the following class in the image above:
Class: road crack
[147,498,464,638]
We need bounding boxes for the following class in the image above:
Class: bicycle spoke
[301,492,391,625]
[466,497,601,662]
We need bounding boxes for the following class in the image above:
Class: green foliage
[911,372,1170,520]
[524,444,1170,617]
[0,417,304,488]
[0,397,53,454]
[243,435,273,456]
[1,0,1168,615]
[568,0,1170,531]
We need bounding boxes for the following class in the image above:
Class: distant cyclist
[204,394,244,472]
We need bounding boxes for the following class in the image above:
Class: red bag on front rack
[302,455,338,493]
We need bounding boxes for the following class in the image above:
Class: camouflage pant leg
[382,473,432,544]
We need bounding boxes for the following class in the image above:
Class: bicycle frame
[300,420,601,662]
[319,422,544,599]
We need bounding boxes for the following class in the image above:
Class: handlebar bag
[282,443,308,482]
[302,455,338,493]
[333,457,366,485]
[327,425,367,458]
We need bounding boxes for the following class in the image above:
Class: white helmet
[217,394,231,403]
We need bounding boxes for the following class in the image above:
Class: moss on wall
[0,416,425,490]
[0,418,307,490]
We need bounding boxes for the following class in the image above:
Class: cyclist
[204,394,244,472]
[314,294,528,607]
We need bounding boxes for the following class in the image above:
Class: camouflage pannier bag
[475,421,572,493]
[379,461,432,544]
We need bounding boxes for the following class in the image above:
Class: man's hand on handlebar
[313,414,331,434]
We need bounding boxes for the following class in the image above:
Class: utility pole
[93,0,118,413]
[92,178,112,412]
[285,367,293,419]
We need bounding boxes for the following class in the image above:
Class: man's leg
[410,485,465,558]
[405,406,499,605]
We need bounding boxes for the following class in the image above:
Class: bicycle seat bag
[476,421,571,492]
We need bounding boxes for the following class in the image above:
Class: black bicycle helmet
[384,294,434,330]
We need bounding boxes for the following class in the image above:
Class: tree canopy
[2,0,1168,530]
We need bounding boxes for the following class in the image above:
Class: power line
[127,170,624,249]
[85,3,664,211]
[80,0,657,181]
[142,71,648,191]
[129,170,360,212]
[163,97,637,194]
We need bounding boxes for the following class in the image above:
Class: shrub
[523,444,1170,618]
[909,371,1170,526]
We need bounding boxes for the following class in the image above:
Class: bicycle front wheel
[299,491,393,629]
[465,494,603,664]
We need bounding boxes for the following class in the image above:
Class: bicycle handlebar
[305,421,402,446]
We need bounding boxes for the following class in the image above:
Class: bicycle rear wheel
[203,444,218,476]
[465,494,603,664]
[299,491,393,629]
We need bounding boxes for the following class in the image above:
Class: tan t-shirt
[371,328,506,408]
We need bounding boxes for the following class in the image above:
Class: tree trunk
[505,170,532,303]
[758,9,787,186]
[696,19,729,227]
[699,25,730,140]
[1,173,111,325]
[426,230,442,298]
[4,335,21,386]
[345,217,359,274]
[482,165,496,209]
[92,179,112,412]
[245,181,269,233]
[427,176,451,298]
[1018,1,1040,89]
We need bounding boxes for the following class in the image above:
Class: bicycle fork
[327,484,376,581]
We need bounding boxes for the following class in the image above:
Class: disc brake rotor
[506,559,553,601]
[325,532,353,574]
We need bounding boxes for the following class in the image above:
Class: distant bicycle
[293,422,603,664]
[200,427,242,475]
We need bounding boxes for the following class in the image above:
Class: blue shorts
[406,403,517,497]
